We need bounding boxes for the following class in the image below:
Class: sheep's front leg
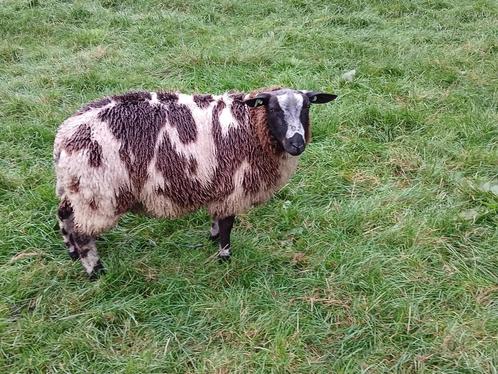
[217,215,235,261]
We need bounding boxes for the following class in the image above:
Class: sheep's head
[244,89,337,156]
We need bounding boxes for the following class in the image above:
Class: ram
[54,88,337,277]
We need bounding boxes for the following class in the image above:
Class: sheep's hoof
[88,260,105,280]
[218,254,231,263]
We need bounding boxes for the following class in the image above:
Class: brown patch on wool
[115,186,136,215]
[166,102,197,144]
[245,87,284,156]
[230,95,249,125]
[210,99,242,196]
[242,169,260,194]
[211,99,281,198]
[76,97,111,115]
[155,133,209,209]
[213,98,226,116]
[68,176,80,193]
[157,92,178,103]
[153,97,250,210]
[242,132,281,196]
[113,91,151,102]
[249,105,282,155]
[64,125,91,153]
[64,124,103,167]
[99,99,168,192]
[193,94,214,109]
[188,156,198,175]
[88,143,103,167]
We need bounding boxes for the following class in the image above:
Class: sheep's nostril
[287,141,305,155]
[291,142,304,151]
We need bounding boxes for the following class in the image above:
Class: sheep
[54,87,337,278]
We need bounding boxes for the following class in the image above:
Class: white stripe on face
[276,93,304,140]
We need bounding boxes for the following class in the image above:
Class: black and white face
[244,89,337,156]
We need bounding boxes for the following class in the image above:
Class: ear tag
[311,96,317,102]
[255,99,263,106]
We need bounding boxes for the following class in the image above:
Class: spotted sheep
[54,88,337,278]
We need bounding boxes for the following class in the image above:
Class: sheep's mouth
[285,145,305,156]
[283,136,305,156]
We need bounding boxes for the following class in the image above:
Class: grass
[1,0,497,372]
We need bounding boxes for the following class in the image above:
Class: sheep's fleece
[54,88,336,277]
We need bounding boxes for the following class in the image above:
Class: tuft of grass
[1,0,497,372]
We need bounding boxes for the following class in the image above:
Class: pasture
[0,0,497,372]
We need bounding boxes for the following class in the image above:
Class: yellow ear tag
[311,96,317,102]
[255,99,263,106]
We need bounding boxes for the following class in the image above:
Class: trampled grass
[1,0,497,372]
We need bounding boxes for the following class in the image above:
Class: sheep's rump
[54,91,297,235]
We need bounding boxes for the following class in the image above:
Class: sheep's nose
[286,134,305,155]
[290,141,304,153]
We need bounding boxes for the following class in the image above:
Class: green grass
[1,0,497,372]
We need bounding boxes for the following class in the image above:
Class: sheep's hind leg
[57,199,79,260]
[57,198,104,279]
[73,232,104,279]
[217,215,235,262]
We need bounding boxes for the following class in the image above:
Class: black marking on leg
[217,215,235,261]
[68,250,79,260]
[78,248,89,258]
[57,199,83,262]
[73,233,92,246]
[72,233,101,277]
[72,232,92,259]
[69,234,76,246]
[63,232,79,259]
[58,200,73,220]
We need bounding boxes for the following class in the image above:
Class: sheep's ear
[244,94,270,108]
[305,92,337,104]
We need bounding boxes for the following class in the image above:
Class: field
[1,0,497,372]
